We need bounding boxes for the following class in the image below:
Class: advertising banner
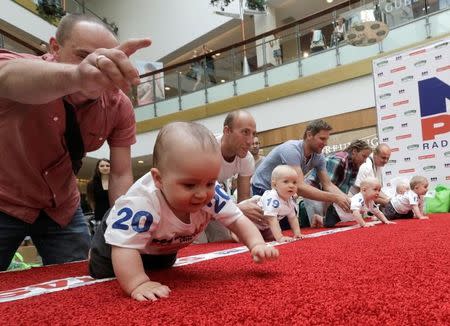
[373,38,450,188]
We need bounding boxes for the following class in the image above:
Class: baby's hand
[130,280,171,302]
[361,223,374,228]
[384,220,396,225]
[417,215,429,220]
[251,243,279,263]
[293,233,305,239]
[277,236,293,243]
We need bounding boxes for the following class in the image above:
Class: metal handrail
[140,0,363,79]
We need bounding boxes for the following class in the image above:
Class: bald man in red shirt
[0,14,151,270]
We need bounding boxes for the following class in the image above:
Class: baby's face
[156,150,221,219]
[363,183,381,201]
[273,171,298,200]
[414,181,429,196]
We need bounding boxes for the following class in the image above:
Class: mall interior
[1,0,449,245]
[2,0,450,317]
[2,1,448,172]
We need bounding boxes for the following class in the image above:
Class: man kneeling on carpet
[89,122,279,301]
[382,176,429,220]
[323,177,395,228]
[234,165,303,243]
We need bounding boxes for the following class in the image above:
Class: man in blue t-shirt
[252,119,351,228]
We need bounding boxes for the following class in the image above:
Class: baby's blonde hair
[396,181,409,193]
[271,165,297,183]
[360,177,380,189]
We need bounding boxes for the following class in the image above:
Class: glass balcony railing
[134,0,450,122]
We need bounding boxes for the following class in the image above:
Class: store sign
[323,129,378,155]
[381,0,419,13]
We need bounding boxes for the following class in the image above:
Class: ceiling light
[303,52,309,58]
[164,86,171,90]
[215,53,221,56]
[138,160,144,164]
[327,0,334,3]
[220,79,226,83]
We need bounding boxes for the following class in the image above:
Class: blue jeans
[252,185,266,196]
[0,206,90,271]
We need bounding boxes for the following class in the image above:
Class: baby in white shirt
[252,165,303,242]
[324,177,395,228]
[382,176,429,220]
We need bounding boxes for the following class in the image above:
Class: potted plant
[210,0,266,12]
[36,0,65,24]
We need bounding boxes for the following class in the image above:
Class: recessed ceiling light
[138,160,144,164]
[164,86,171,90]
[327,0,334,3]
[303,52,309,58]
[220,79,226,83]
[215,53,221,56]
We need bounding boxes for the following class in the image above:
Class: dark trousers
[323,205,341,228]
[0,206,90,271]
[382,202,414,220]
[298,200,311,227]
[89,212,177,279]
[89,248,177,279]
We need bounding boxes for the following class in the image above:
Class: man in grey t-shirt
[252,119,351,228]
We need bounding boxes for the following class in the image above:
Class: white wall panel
[85,0,233,61]
[0,0,55,42]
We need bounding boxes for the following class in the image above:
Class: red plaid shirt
[306,151,357,194]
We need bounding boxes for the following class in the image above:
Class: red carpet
[1,214,449,325]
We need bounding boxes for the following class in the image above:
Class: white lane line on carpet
[0,221,381,303]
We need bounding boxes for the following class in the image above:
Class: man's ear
[223,125,231,135]
[48,37,60,57]
[151,168,162,189]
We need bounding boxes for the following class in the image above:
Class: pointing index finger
[117,38,152,57]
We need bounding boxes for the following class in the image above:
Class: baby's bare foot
[312,214,324,228]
